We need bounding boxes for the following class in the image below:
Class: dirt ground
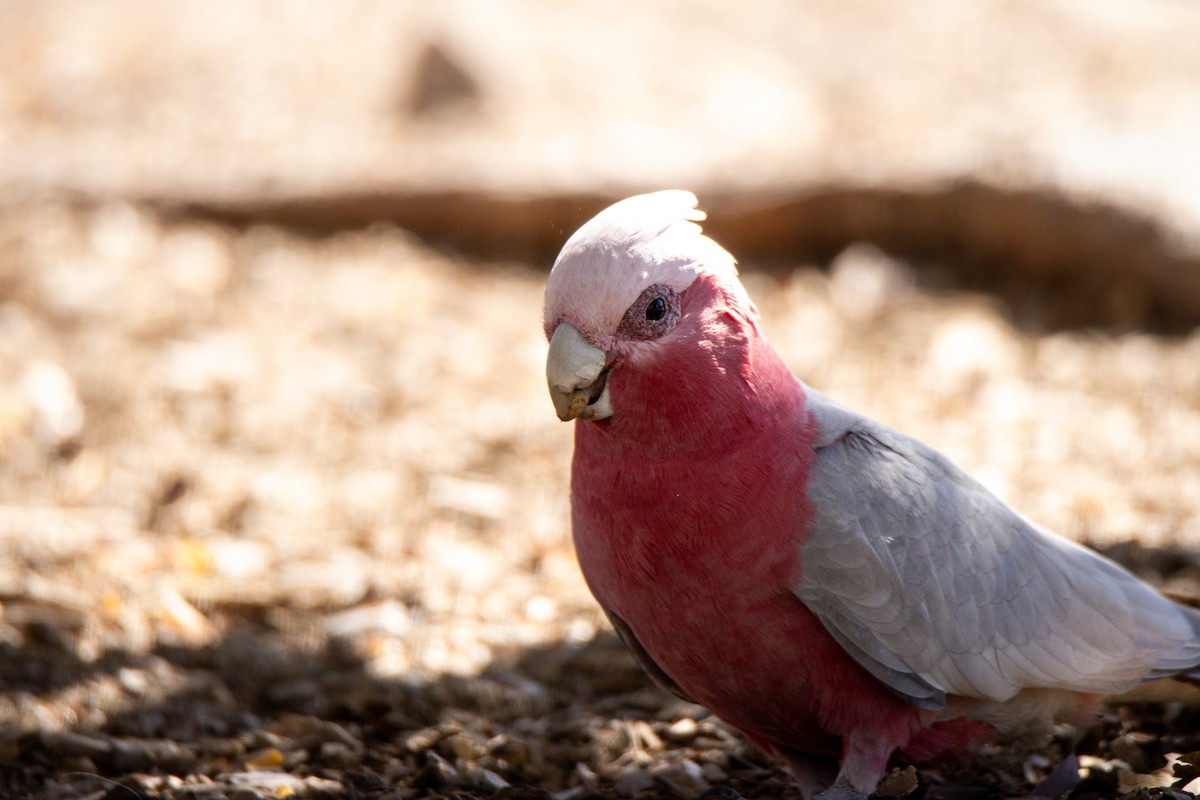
[3,2,1200,799]
[0,197,1197,800]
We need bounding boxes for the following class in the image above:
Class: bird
[542,190,1200,800]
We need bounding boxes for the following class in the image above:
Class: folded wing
[796,388,1200,709]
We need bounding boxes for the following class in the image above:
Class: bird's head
[543,191,762,437]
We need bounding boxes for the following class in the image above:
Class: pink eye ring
[618,283,681,340]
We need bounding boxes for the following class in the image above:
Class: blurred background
[1,1,1199,798]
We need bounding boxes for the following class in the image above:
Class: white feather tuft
[543,191,743,344]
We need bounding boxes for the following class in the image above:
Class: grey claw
[699,786,746,800]
[813,775,869,800]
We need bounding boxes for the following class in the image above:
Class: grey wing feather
[796,386,1200,707]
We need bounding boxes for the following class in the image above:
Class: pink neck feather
[577,273,806,458]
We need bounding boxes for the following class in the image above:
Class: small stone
[828,243,912,322]
[56,755,97,775]
[700,761,728,784]
[488,734,529,767]
[666,718,698,744]
[404,725,451,754]
[243,731,286,751]
[1078,754,1119,772]
[323,599,412,639]
[698,788,744,800]
[1023,752,1052,785]
[227,772,306,794]
[134,737,197,772]
[629,720,663,752]
[318,741,359,767]
[22,360,84,445]
[427,475,511,520]
[272,715,335,745]
[125,775,164,792]
[118,667,149,695]
[1109,733,1154,773]
[43,731,112,761]
[109,738,154,772]
[447,732,484,762]
[470,767,511,793]
[875,765,918,797]
[156,586,218,645]
[652,759,711,798]
[550,787,588,800]
[377,791,416,800]
[413,750,459,790]
[574,761,599,787]
[244,747,285,769]
[186,783,238,797]
[614,768,655,798]
[303,776,346,797]
[1117,768,1171,793]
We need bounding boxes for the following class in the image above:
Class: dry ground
[0,197,1198,799]
[3,1,1200,798]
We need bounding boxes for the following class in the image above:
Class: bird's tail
[1181,601,1200,682]
[1110,676,1200,704]
[1109,600,1200,704]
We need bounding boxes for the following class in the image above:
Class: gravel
[0,197,1196,799]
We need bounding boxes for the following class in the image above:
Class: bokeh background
[1,2,1199,798]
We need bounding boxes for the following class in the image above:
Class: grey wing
[796,388,1200,709]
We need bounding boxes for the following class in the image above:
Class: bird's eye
[617,283,680,340]
[645,296,667,322]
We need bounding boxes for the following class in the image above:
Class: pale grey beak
[546,323,613,421]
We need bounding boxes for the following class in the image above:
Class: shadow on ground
[157,182,1200,333]
[2,542,1200,799]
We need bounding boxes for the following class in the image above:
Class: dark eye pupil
[646,297,667,321]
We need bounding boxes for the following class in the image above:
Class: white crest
[543,191,741,342]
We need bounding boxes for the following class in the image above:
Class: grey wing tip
[821,621,947,711]
[1140,602,1200,684]
[909,687,948,711]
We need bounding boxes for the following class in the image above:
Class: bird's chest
[568,436,866,755]
[570,438,817,675]
[571,443,805,609]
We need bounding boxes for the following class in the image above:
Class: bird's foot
[813,775,869,800]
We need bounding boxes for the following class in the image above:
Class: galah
[542,191,1200,800]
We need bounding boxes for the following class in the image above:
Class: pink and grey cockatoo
[542,191,1200,800]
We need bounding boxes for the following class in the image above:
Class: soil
[0,199,1199,799]
[2,2,1200,798]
